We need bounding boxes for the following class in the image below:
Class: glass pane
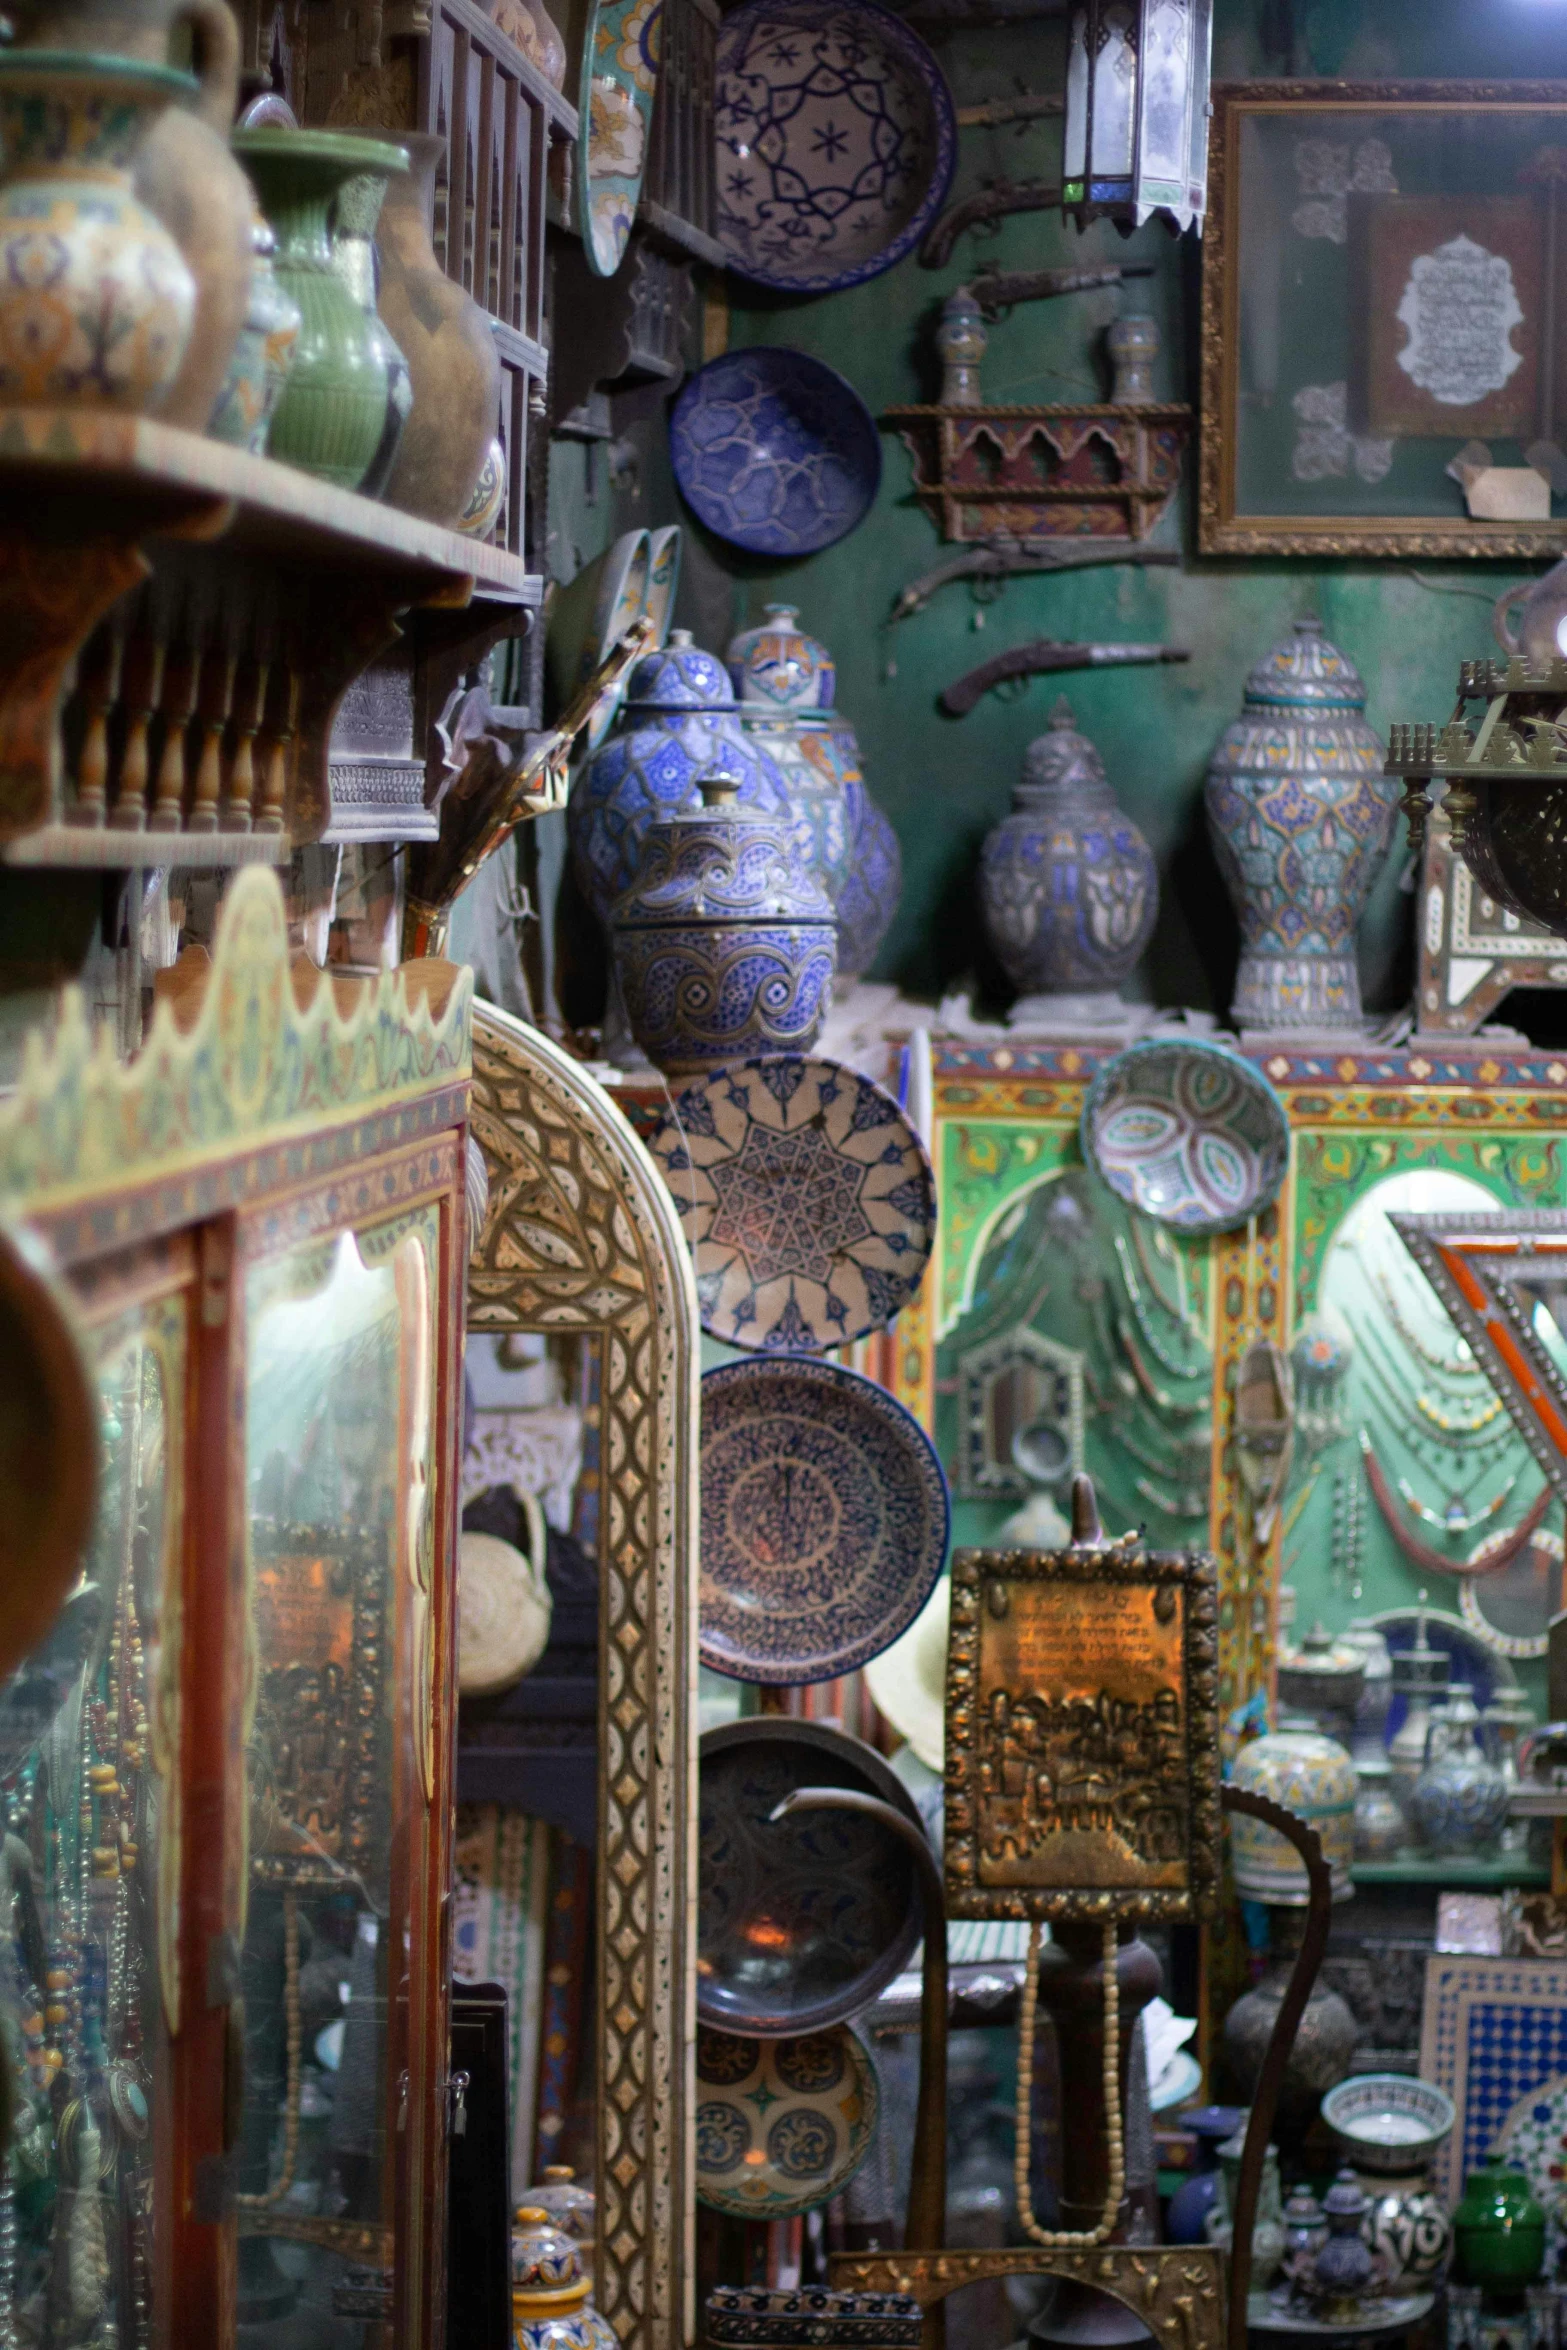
[238,1214,435,2345]
[0,1295,186,2345]
[1138,0,1192,187]
[1090,4,1137,182]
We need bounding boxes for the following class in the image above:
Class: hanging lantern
[1061,0,1214,236]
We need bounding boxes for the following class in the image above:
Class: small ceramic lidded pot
[573,631,788,924]
[727,602,836,713]
[610,776,837,1075]
[978,698,1158,1020]
[0,51,197,410]
[511,2207,600,2350]
[1204,619,1393,1034]
[728,607,853,906]
[1310,2170,1376,2322]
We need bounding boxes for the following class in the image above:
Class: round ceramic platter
[670,350,882,558]
[1081,1039,1290,1237]
[577,0,661,278]
[649,1055,935,1353]
[695,2023,879,2217]
[1497,2075,1567,2256]
[698,1718,925,2033]
[715,0,956,293]
[699,1357,949,1685]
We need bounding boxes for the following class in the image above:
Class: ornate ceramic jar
[208,207,300,450]
[0,51,197,410]
[1228,1726,1356,1902]
[571,631,788,924]
[1409,1683,1509,1857]
[511,2207,598,2350]
[978,698,1158,1012]
[609,777,836,1074]
[1221,1905,1359,2146]
[727,603,835,713]
[1312,2170,1375,2319]
[1452,2161,1547,2290]
[523,2166,595,2247]
[1351,1758,1406,1864]
[1322,2074,1455,2293]
[1204,619,1393,1033]
[738,712,854,906]
[1281,2183,1329,2295]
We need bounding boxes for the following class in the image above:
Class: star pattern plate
[699,1356,949,1684]
[696,2024,879,2217]
[648,1055,936,1352]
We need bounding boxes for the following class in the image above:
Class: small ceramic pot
[207,208,300,449]
[329,149,412,497]
[232,127,406,488]
[375,130,501,525]
[0,50,196,410]
[978,698,1158,1012]
[1352,1759,1406,1863]
[1228,1727,1356,1903]
[572,631,788,923]
[1357,2172,1452,2291]
[610,777,836,1075]
[1409,1682,1510,1857]
[522,2166,594,2248]
[1280,2183,1328,2294]
[511,2205,598,2350]
[1452,2160,1547,2290]
[726,603,836,713]
[1311,2169,1375,2319]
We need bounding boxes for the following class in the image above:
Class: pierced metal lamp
[1061,0,1214,235]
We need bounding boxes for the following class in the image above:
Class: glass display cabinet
[0,869,472,2348]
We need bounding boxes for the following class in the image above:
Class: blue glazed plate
[1081,1039,1290,1237]
[698,1717,927,2031]
[648,1054,936,1353]
[696,2023,878,2216]
[699,1357,949,1685]
[670,349,882,558]
[716,0,955,293]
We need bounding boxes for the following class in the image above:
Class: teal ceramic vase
[328,148,410,497]
[231,128,406,489]
[1453,2160,1546,2289]
[0,50,197,410]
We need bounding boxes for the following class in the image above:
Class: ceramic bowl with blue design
[671,349,882,557]
[1081,1039,1290,1238]
[1322,2075,1456,2175]
[715,0,956,293]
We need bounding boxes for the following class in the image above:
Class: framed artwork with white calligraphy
[1199,82,1567,556]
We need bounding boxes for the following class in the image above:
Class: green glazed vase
[1452,2159,1547,2290]
[231,128,407,490]
[0,50,197,410]
[328,154,410,499]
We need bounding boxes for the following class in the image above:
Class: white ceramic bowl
[1321,2073,1456,2174]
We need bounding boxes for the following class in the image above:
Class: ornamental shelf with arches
[881,401,1194,545]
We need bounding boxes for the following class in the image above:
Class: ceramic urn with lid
[978,697,1159,1020]
[609,776,837,1074]
[511,2206,614,2350]
[1204,618,1393,1034]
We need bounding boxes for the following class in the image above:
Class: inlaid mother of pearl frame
[467,1004,699,2350]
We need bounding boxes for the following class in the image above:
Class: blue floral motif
[670,348,881,557]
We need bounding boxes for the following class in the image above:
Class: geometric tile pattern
[1420,1955,1567,2207]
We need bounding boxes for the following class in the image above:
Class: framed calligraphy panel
[1199,81,1567,556]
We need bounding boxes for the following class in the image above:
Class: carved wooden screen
[466,1004,699,2350]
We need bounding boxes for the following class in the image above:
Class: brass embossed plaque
[944,1540,1221,1923]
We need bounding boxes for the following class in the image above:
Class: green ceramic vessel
[1452,2159,1547,2290]
[231,128,408,490]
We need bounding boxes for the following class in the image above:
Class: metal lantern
[1388,655,1567,937]
[1061,0,1214,235]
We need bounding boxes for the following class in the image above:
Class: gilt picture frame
[1199,80,1567,557]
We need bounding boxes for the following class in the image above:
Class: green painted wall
[691,0,1567,1019]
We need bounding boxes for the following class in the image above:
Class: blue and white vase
[727,608,852,905]
[571,629,788,923]
[1205,618,1393,1034]
[726,602,836,712]
[609,776,837,1074]
[978,698,1157,1015]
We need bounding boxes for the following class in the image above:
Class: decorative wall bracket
[881,402,1192,545]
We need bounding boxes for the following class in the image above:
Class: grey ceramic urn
[609,777,836,1075]
[977,698,1158,1019]
[1204,619,1393,1034]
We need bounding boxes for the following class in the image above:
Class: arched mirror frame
[467,1004,699,2350]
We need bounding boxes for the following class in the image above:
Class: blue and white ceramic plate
[696,2023,879,2217]
[699,1356,949,1684]
[649,1055,935,1353]
[670,349,882,557]
[578,0,662,277]
[715,0,956,293]
[1081,1039,1290,1237]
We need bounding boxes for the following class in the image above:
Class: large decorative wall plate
[695,2024,879,2217]
[578,0,663,278]
[670,350,882,558]
[715,0,955,294]
[1081,1040,1290,1237]
[649,1055,935,1353]
[698,1357,949,1684]
[698,1719,926,2032]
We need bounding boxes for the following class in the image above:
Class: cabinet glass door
[237,1209,437,2346]
[0,1289,187,2346]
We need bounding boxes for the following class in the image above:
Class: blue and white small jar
[610,776,837,1073]
[726,602,836,713]
[570,629,789,922]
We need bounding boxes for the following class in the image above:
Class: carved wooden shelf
[882,401,1194,545]
[0,407,542,861]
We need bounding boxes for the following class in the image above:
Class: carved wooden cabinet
[0,870,472,2346]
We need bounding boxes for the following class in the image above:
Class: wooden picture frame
[466,1003,700,2350]
[1198,80,1567,557]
